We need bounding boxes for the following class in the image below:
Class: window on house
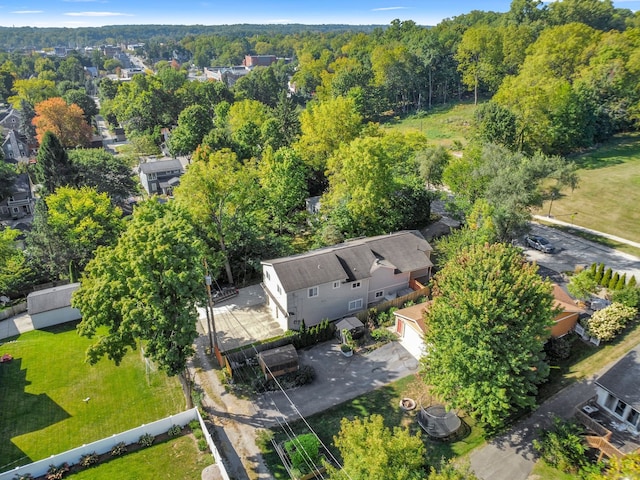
[277,285,281,295]
[148,173,157,180]
[265,271,270,280]
[627,408,639,427]
[348,298,363,311]
[308,287,318,298]
[333,281,340,289]
[375,291,384,298]
[615,400,628,417]
[352,281,361,289]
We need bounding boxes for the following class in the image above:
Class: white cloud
[371,6,409,11]
[64,11,133,17]
[11,10,44,14]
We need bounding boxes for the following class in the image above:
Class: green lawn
[0,322,184,470]
[260,375,485,479]
[67,434,213,479]
[383,101,478,148]
[538,132,640,244]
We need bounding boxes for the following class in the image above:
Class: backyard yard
[0,322,187,472]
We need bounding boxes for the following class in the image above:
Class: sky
[0,0,638,28]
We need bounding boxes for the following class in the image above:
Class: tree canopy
[72,199,205,407]
[33,97,93,148]
[422,242,555,428]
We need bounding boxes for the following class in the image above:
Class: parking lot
[522,223,640,279]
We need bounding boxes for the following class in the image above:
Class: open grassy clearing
[260,374,485,478]
[67,434,213,479]
[537,133,640,245]
[0,322,184,470]
[383,101,477,148]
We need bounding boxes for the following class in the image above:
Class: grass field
[0,322,184,471]
[537,133,640,245]
[67,434,213,479]
[260,374,485,478]
[383,101,477,148]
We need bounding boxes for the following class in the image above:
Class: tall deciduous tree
[45,186,124,279]
[69,149,137,205]
[0,227,32,297]
[33,97,93,148]
[8,78,57,108]
[327,414,425,480]
[33,131,77,196]
[73,200,205,408]
[168,104,213,157]
[422,242,554,428]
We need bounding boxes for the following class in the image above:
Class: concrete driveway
[522,223,640,279]
[197,284,284,352]
[254,340,419,425]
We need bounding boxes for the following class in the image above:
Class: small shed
[335,316,365,340]
[257,344,299,380]
[27,283,81,329]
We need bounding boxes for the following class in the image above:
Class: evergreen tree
[616,274,627,291]
[18,98,37,145]
[602,268,612,288]
[595,263,605,284]
[589,263,597,276]
[609,272,620,290]
[629,276,637,288]
[33,131,76,196]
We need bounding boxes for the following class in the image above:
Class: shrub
[544,336,571,361]
[602,268,612,288]
[589,263,597,276]
[193,428,204,440]
[616,273,627,290]
[370,328,397,343]
[79,452,99,467]
[167,424,182,437]
[189,420,200,430]
[587,302,637,341]
[595,263,605,284]
[197,438,208,451]
[284,433,321,474]
[533,417,587,474]
[629,275,637,288]
[567,270,598,301]
[138,433,154,447]
[609,272,620,290]
[46,463,70,480]
[256,429,275,450]
[110,442,127,456]
[612,287,640,309]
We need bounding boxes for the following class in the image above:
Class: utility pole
[203,259,218,354]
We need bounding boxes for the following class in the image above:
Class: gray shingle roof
[596,343,640,410]
[139,159,183,174]
[263,230,432,292]
[27,283,80,315]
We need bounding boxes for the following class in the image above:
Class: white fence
[573,323,601,346]
[0,408,230,480]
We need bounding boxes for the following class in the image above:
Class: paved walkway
[533,215,640,250]
[0,313,35,341]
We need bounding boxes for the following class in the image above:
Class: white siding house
[261,231,432,330]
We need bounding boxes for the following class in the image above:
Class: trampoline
[417,403,461,440]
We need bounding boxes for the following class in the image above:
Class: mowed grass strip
[383,101,477,148]
[67,434,213,480]
[0,322,184,468]
[538,133,640,245]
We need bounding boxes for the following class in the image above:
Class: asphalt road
[521,223,640,280]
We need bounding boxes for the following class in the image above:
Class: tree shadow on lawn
[0,357,71,469]
[570,134,640,170]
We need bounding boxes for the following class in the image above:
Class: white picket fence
[573,323,601,346]
[0,408,230,480]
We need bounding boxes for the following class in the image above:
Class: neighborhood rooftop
[138,158,183,174]
[595,343,640,410]
[262,230,432,292]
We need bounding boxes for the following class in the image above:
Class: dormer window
[352,282,361,289]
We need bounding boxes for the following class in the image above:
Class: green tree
[18,98,36,145]
[595,263,605,284]
[33,131,77,196]
[0,227,32,297]
[69,149,137,205]
[8,78,57,108]
[63,89,98,123]
[567,270,598,301]
[73,200,205,408]
[422,242,554,428]
[533,417,588,474]
[427,460,480,480]
[258,147,308,233]
[326,414,425,480]
[46,186,124,279]
[602,267,612,287]
[168,104,213,157]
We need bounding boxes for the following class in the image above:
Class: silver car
[525,235,555,253]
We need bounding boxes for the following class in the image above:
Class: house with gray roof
[261,231,433,330]
[138,158,184,196]
[0,173,34,219]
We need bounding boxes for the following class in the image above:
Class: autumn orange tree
[33,97,93,148]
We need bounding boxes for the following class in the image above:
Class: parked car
[525,235,555,253]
